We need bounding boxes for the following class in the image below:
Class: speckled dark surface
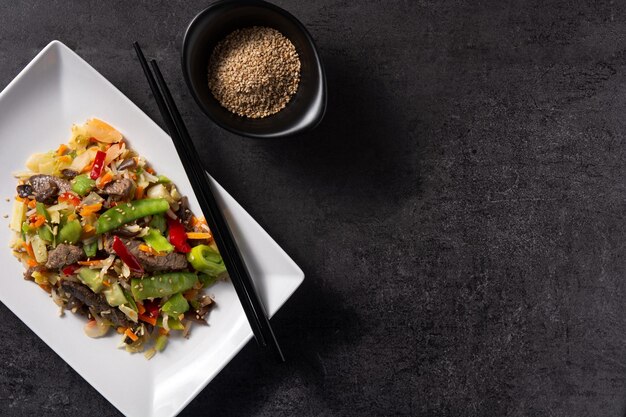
[1,1,626,416]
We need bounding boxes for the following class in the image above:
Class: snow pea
[95,198,169,234]
[161,293,189,316]
[71,174,96,196]
[142,228,174,253]
[187,245,226,277]
[130,272,198,301]
[58,219,81,244]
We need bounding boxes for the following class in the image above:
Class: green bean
[161,293,189,315]
[95,198,169,235]
[187,245,226,277]
[58,220,81,244]
[130,272,198,300]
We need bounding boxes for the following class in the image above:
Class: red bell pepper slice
[112,236,144,275]
[143,299,160,318]
[62,264,80,276]
[90,150,107,180]
[167,217,191,253]
[58,192,81,206]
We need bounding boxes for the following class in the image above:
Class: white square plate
[0,40,304,417]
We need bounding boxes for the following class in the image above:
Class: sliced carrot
[124,328,139,342]
[81,224,96,240]
[145,167,155,174]
[59,155,72,164]
[39,283,52,293]
[23,242,35,259]
[130,172,137,181]
[191,216,207,227]
[56,144,68,156]
[67,213,78,221]
[27,199,37,209]
[135,186,144,200]
[158,327,169,336]
[79,203,102,217]
[137,303,146,315]
[138,244,166,256]
[26,258,38,267]
[102,280,111,287]
[139,314,157,326]
[30,214,46,228]
[186,232,212,240]
[97,172,114,188]
[116,326,126,334]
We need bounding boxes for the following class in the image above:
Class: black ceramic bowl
[182,0,327,138]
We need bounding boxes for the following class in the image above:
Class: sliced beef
[102,178,133,201]
[45,244,84,269]
[117,158,137,171]
[16,184,33,199]
[104,236,188,272]
[29,174,71,203]
[176,196,194,231]
[61,281,132,328]
[61,169,79,179]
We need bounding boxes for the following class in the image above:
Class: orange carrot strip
[26,258,38,267]
[116,327,125,334]
[97,172,113,188]
[124,328,139,342]
[186,232,212,240]
[23,242,35,259]
[79,203,102,217]
[39,283,52,293]
[135,186,144,200]
[78,260,104,266]
[27,199,37,209]
[139,314,157,326]
[137,303,146,315]
[56,144,68,156]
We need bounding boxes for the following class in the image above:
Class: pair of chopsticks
[133,42,284,362]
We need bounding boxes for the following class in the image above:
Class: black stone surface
[1,1,626,416]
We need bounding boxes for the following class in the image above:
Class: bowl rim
[181,0,327,139]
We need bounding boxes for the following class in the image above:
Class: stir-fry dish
[9,119,225,358]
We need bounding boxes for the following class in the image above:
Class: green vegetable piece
[38,224,54,243]
[155,334,168,352]
[130,272,198,301]
[103,283,127,307]
[71,174,96,196]
[157,175,171,184]
[58,219,81,244]
[187,245,226,277]
[142,228,174,253]
[78,267,104,293]
[122,288,138,312]
[156,316,185,330]
[161,293,189,316]
[83,241,97,258]
[198,273,218,288]
[21,221,33,235]
[95,198,169,235]
[148,214,167,234]
[35,202,51,221]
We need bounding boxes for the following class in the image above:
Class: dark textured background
[1,0,626,416]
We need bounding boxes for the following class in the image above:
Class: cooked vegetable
[83,241,98,258]
[71,174,96,196]
[58,220,82,244]
[143,228,174,253]
[90,150,107,180]
[112,236,144,275]
[31,235,48,263]
[95,198,169,234]
[167,218,191,253]
[149,214,167,234]
[131,272,198,300]
[103,283,127,307]
[161,293,189,315]
[77,267,104,293]
[188,244,226,277]
[155,334,168,351]
[9,199,26,232]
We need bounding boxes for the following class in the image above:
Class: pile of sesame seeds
[207,26,301,118]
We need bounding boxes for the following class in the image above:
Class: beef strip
[176,196,194,231]
[61,281,132,328]
[61,168,79,179]
[45,244,84,269]
[117,158,137,171]
[102,178,133,201]
[29,174,71,203]
[104,236,188,272]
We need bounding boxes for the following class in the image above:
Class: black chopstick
[133,41,284,362]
